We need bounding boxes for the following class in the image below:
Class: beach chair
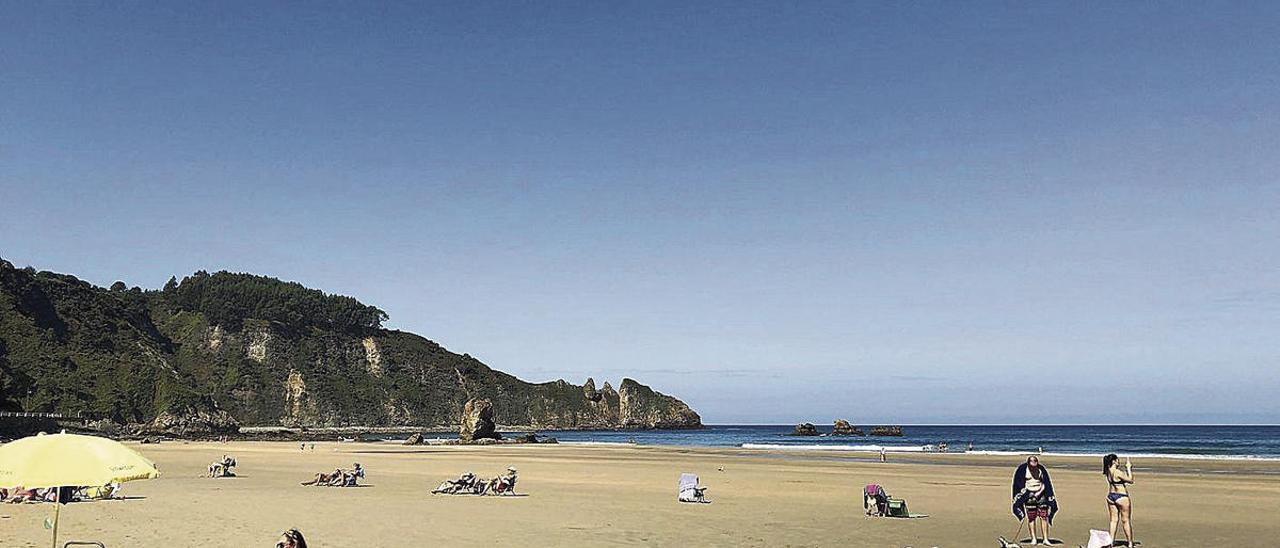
[678,473,709,503]
[886,497,910,517]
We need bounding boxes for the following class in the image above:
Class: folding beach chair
[678,473,709,503]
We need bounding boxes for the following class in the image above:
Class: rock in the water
[404,432,425,445]
[869,425,904,437]
[832,419,864,436]
[792,423,819,436]
[459,398,501,441]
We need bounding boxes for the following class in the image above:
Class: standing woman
[1104,454,1135,546]
[1011,456,1058,546]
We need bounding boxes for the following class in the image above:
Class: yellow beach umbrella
[0,433,160,547]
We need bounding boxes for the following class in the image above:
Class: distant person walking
[1104,454,1135,546]
[879,448,886,462]
[1011,456,1058,546]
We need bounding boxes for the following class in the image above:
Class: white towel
[1086,529,1113,548]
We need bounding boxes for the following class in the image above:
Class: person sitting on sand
[340,463,364,486]
[489,466,518,495]
[276,528,307,548]
[1011,456,1058,546]
[1104,453,1135,547]
[209,455,237,477]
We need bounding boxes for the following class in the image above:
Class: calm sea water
[522,425,1280,460]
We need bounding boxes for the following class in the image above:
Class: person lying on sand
[301,463,364,487]
[300,468,344,486]
[433,471,483,494]
[5,487,52,503]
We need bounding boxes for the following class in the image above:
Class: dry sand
[3,441,1279,547]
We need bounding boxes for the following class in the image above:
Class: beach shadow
[1017,538,1064,545]
[1112,542,1141,547]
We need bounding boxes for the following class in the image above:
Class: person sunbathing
[6,487,49,503]
[209,455,237,477]
[300,468,344,486]
[340,463,364,486]
[433,472,480,494]
[489,467,518,495]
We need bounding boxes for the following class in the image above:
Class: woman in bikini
[1104,453,1135,546]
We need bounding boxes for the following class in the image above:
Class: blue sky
[2,2,1278,423]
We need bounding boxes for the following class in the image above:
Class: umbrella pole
[50,492,61,548]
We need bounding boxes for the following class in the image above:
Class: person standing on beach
[1104,454,1135,546]
[1011,456,1058,546]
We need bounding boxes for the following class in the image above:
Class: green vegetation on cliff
[0,258,701,431]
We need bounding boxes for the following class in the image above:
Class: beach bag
[1086,529,1113,548]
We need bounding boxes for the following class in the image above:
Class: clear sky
[3,2,1278,424]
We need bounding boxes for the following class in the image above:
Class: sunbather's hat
[507,466,517,472]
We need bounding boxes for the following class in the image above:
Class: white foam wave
[560,441,638,446]
[738,445,1280,461]
[740,443,929,452]
[967,450,1280,462]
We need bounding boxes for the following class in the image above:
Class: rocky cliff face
[0,259,702,431]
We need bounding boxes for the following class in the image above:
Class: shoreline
[7,440,1278,547]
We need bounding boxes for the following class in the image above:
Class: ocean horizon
[460,424,1280,460]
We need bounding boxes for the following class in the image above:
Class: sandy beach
[3,441,1279,547]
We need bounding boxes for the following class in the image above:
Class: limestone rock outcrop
[459,398,500,441]
[832,419,864,436]
[146,407,240,436]
[793,423,819,436]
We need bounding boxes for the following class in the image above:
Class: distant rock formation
[832,419,864,436]
[792,423,819,436]
[145,407,240,436]
[583,378,602,402]
[0,259,703,432]
[869,425,904,437]
[404,432,424,445]
[459,398,500,441]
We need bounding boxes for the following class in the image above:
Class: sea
[519,425,1280,461]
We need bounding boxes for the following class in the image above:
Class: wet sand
[3,441,1279,547]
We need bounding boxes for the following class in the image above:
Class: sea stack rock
[403,432,425,445]
[583,377,603,402]
[832,419,864,436]
[459,398,501,441]
[869,425,904,437]
[793,423,819,436]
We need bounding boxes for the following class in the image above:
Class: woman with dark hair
[1104,454,1135,546]
[277,528,307,548]
[1011,456,1057,545]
